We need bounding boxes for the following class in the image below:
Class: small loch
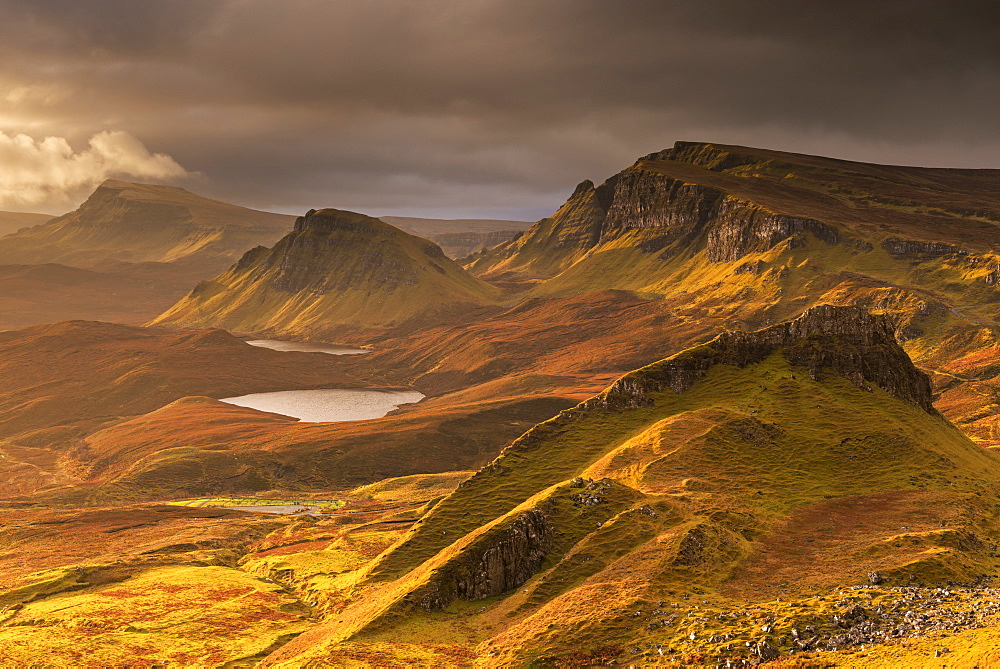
[219,389,424,423]
[246,339,368,355]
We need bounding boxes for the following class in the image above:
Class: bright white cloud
[0,130,190,212]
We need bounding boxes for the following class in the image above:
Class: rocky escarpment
[415,509,553,611]
[466,304,935,492]
[574,167,844,263]
[706,198,841,262]
[593,304,935,413]
[470,145,855,277]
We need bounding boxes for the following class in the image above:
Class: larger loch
[223,339,423,422]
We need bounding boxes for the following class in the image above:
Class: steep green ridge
[267,306,1000,664]
[0,180,294,272]
[152,208,499,340]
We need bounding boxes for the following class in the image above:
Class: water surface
[220,389,424,423]
[246,339,368,355]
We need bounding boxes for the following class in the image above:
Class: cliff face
[263,210,427,295]
[151,208,498,339]
[415,509,554,611]
[469,150,853,279]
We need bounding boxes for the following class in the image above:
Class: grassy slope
[0,479,456,666]
[264,335,1000,665]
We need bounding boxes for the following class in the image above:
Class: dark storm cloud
[1,0,998,216]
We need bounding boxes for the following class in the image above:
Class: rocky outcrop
[256,210,426,294]
[706,198,840,262]
[601,170,723,235]
[292,209,387,237]
[416,509,553,610]
[882,238,966,257]
[591,304,936,414]
[471,150,852,275]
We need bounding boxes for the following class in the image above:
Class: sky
[1,0,998,218]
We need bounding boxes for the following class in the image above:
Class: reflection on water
[219,389,424,423]
[246,339,368,355]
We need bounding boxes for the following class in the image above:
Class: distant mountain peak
[152,208,498,340]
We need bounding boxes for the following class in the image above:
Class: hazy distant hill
[0,180,295,275]
[0,211,53,238]
[382,215,532,258]
[0,181,297,329]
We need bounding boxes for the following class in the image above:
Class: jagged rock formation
[882,237,966,257]
[152,208,498,339]
[0,180,294,273]
[415,509,553,610]
[595,304,935,413]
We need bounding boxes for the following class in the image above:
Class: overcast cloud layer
[1,0,998,216]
